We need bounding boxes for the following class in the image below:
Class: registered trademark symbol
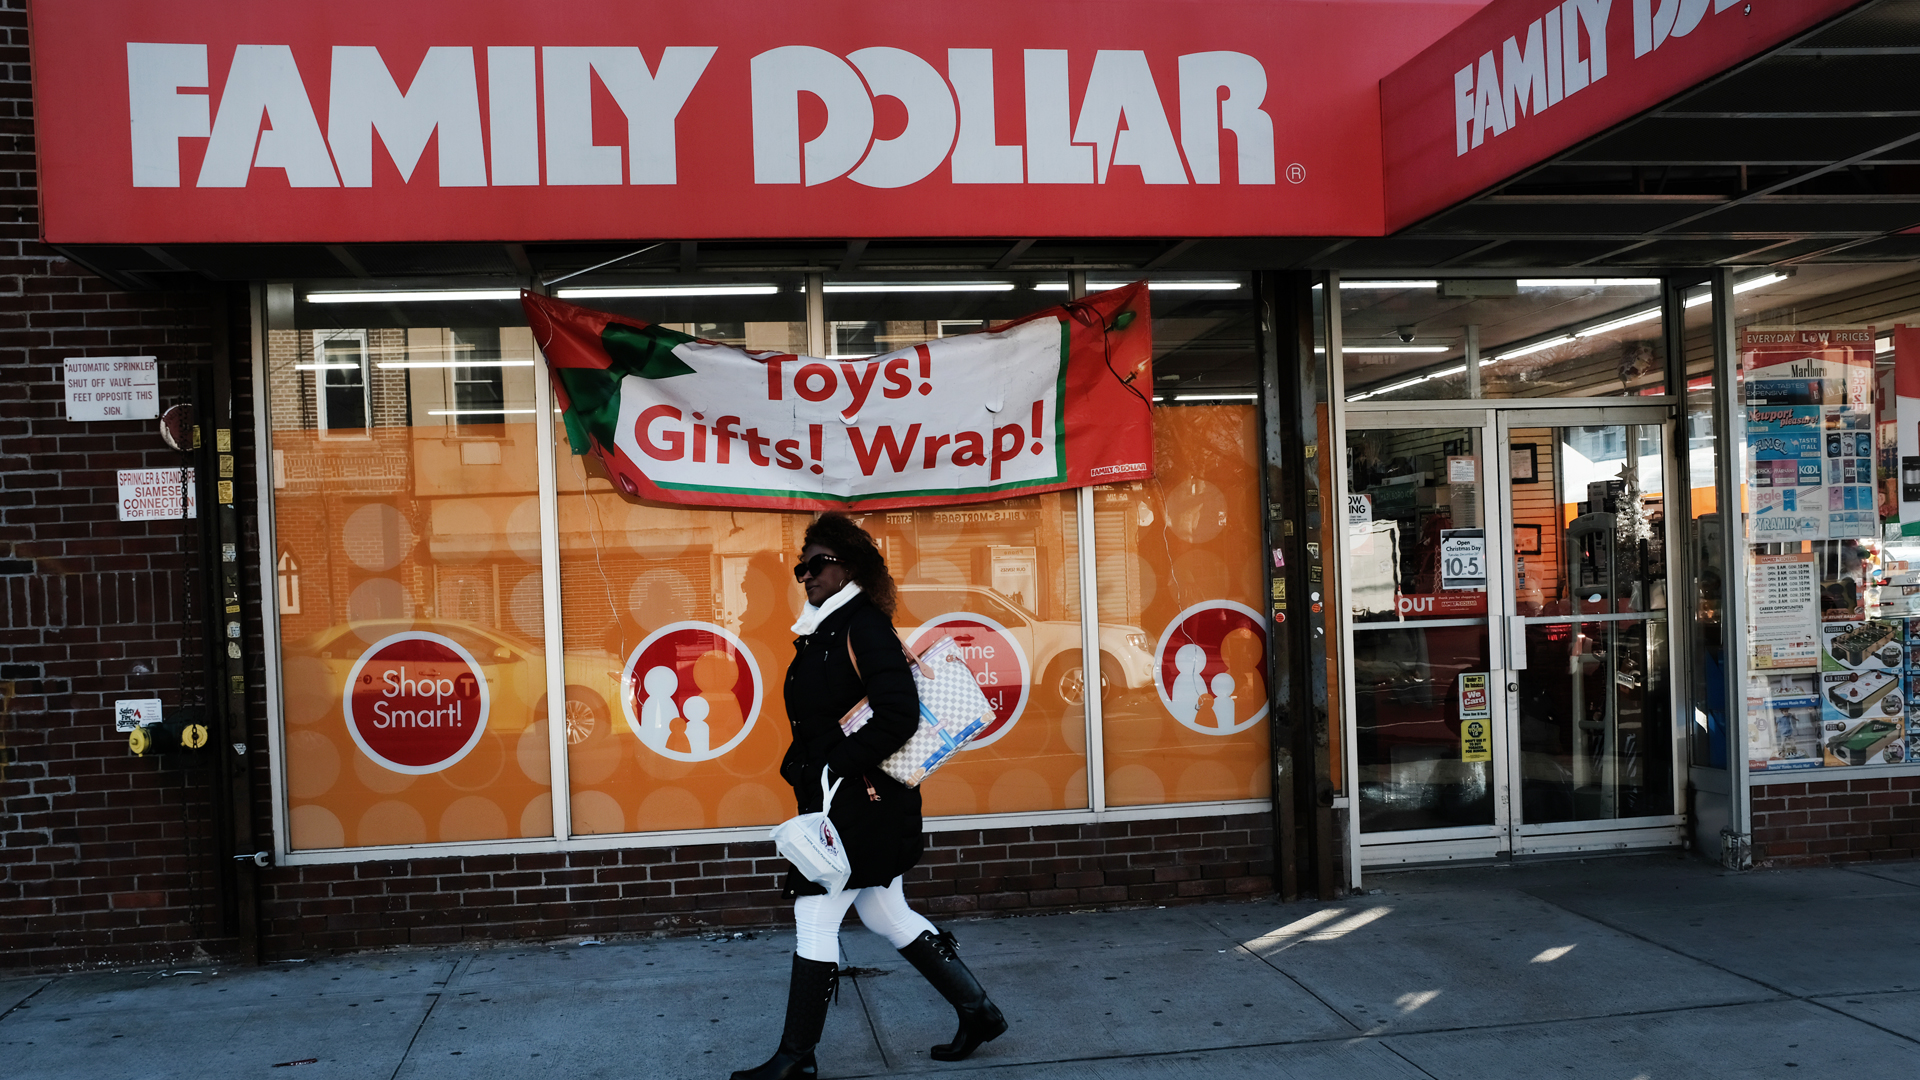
[1286,163,1306,184]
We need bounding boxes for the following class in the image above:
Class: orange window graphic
[272,324,1271,851]
[272,325,554,850]
[1097,405,1272,806]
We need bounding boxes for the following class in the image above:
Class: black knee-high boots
[730,954,837,1080]
[898,929,1008,1061]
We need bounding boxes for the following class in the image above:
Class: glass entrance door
[1502,408,1680,855]
[1343,406,1684,866]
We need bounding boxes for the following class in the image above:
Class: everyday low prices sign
[526,285,1154,510]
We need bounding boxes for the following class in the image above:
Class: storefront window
[1096,275,1272,806]
[1341,278,1668,402]
[1732,265,1920,778]
[822,276,1094,814]
[269,288,554,850]
[547,281,810,834]
[266,270,1281,858]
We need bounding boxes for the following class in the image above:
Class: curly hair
[803,512,898,617]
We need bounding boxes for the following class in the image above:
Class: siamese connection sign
[523,284,1154,511]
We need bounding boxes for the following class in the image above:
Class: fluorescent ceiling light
[556,285,779,298]
[1430,365,1467,377]
[1033,281,1243,291]
[824,283,1014,293]
[1342,280,1437,290]
[1495,335,1575,361]
[306,289,519,303]
[378,359,536,369]
[425,408,539,416]
[293,362,361,371]
[1678,272,1788,310]
[1336,345,1450,354]
[1174,392,1257,400]
[1576,308,1662,337]
[1518,278,1660,288]
[1369,376,1432,395]
[1733,272,1789,294]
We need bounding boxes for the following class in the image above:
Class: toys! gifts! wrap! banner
[525,283,1153,510]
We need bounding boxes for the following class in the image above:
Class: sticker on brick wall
[620,622,762,763]
[343,631,490,774]
[114,698,162,732]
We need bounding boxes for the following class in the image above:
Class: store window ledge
[272,801,1276,866]
[1750,763,1920,786]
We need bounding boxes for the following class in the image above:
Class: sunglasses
[793,553,844,581]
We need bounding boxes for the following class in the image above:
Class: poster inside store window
[1742,327,1912,771]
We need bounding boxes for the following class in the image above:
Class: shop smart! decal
[525,283,1154,511]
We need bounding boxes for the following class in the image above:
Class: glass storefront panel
[1098,407,1271,806]
[549,286,810,835]
[267,270,1285,857]
[820,277,1095,814]
[1731,265,1920,777]
[269,291,555,850]
[874,500,1088,815]
[1097,275,1270,807]
[1683,281,1727,770]
[1346,426,1487,622]
[1507,422,1673,824]
[1353,624,1494,831]
[1341,278,1667,402]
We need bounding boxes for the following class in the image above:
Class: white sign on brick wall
[114,698,163,732]
[65,356,158,421]
[117,468,196,521]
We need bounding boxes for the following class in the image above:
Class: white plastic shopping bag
[770,767,851,894]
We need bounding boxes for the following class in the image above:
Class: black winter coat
[780,590,923,895]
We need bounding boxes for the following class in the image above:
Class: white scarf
[790,582,863,635]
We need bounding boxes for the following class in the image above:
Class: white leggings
[793,877,938,963]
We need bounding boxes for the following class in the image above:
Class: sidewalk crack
[0,979,52,1024]
[387,956,467,1080]
[1837,865,1920,890]
[1524,890,1920,1048]
[1199,906,1368,1033]
[843,968,891,1072]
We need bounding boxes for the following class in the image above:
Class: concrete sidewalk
[4,854,1918,1079]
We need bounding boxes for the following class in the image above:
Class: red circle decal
[344,632,490,773]
[1153,601,1269,735]
[907,613,1029,747]
[620,622,763,762]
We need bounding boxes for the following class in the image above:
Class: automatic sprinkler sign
[343,632,489,773]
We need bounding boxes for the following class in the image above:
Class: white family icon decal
[621,622,763,763]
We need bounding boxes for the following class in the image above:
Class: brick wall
[1752,776,1920,866]
[250,815,1273,956]
[0,0,246,970]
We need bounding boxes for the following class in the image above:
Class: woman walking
[732,513,1007,1079]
